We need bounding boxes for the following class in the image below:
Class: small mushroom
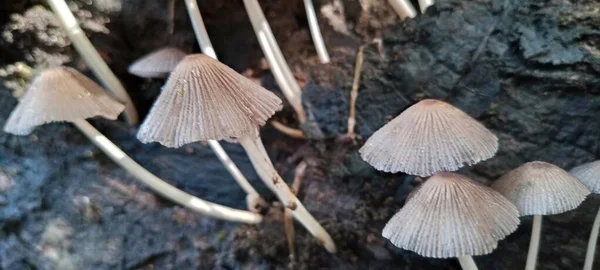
[492,161,590,270]
[137,54,336,252]
[359,99,498,177]
[570,160,600,270]
[4,66,261,224]
[128,47,187,78]
[383,172,519,270]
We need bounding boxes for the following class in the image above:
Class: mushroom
[128,47,187,78]
[492,161,590,270]
[570,160,600,270]
[136,54,336,252]
[359,99,498,177]
[383,172,519,270]
[388,0,417,20]
[303,0,330,64]
[4,66,261,224]
[242,0,307,124]
[46,0,138,125]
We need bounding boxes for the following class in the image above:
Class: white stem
[584,208,600,270]
[239,134,336,253]
[47,0,138,125]
[418,0,435,14]
[72,119,261,224]
[182,3,263,208]
[526,215,543,270]
[303,0,330,64]
[242,0,306,123]
[183,0,217,59]
[387,0,418,20]
[457,256,478,270]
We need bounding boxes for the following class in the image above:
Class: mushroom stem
[46,0,138,126]
[526,215,542,270]
[168,0,176,34]
[285,161,308,260]
[242,0,307,124]
[347,45,365,138]
[302,0,330,64]
[457,256,478,270]
[418,0,435,14]
[239,134,336,253]
[584,208,600,270]
[387,0,418,20]
[72,119,262,224]
[181,2,265,210]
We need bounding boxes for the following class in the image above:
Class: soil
[0,0,599,269]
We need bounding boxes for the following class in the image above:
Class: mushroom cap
[128,47,187,78]
[492,161,590,216]
[3,66,125,135]
[571,160,600,193]
[137,54,282,147]
[359,99,498,177]
[382,172,519,258]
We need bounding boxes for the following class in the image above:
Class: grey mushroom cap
[137,54,282,148]
[492,161,590,216]
[3,66,124,135]
[128,47,187,78]
[571,160,600,194]
[382,172,520,258]
[359,99,498,177]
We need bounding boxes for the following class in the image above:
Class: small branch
[271,120,306,139]
[303,0,330,64]
[284,161,308,260]
[47,0,139,125]
[346,46,366,139]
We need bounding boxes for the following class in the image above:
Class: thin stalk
[457,256,478,270]
[302,0,330,64]
[347,45,365,138]
[387,0,418,20]
[239,134,336,253]
[47,0,138,125]
[584,208,600,270]
[285,161,308,260]
[182,1,264,211]
[526,215,542,270]
[270,120,305,139]
[72,119,262,224]
[168,0,176,34]
[418,0,435,14]
[242,0,307,123]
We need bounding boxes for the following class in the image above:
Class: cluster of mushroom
[359,99,600,269]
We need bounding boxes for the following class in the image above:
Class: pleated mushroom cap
[359,99,498,177]
[3,66,125,135]
[492,161,590,216]
[571,161,600,193]
[137,54,282,147]
[128,47,187,78]
[382,172,519,258]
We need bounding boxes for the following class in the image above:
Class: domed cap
[128,47,187,78]
[4,66,125,135]
[382,172,519,258]
[137,54,282,147]
[571,161,600,193]
[492,161,590,216]
[359,99,498,177]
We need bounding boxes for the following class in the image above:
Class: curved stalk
[584,208,600,270]
[418,0,435,14]
[457,256,478,270]
[270,120,305,139]
[181,1,264,211]
[387,0,418,20]
[72,119,262,224]
[302,0,330,64]
[239,134,336,253]
[526,215,542,270]
[47,0,139,125]
[242,0,307,123]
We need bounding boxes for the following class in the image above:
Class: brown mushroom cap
[359,99,498,177]
[128,47,187,78]
[571,160,600,194]
[492,161,590,216]
[4,66,124,135]
[137,54,282,147]
[382,172,519,258]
